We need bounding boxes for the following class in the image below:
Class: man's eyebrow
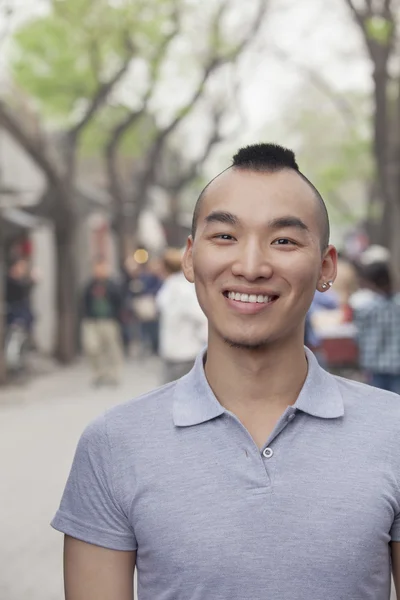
[204,212,310,234]
[204,211,239,227]
[268,216,310,233]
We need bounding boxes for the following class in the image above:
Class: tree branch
[106,5,180,160]
[0,100,61,188]
[69,37,135,140]
[343,0,395,59]
[232,0,269,57]
[131,0,269,219]
[163,108,224,195]
[108,0,269,235]
[105,8,180,213]
[88,39,102,83]
[328,189,359,223]
[343,0,369,25]
[272,47,358,127]
[0,1,13,52]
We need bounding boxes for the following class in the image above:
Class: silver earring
[321,283,328,290]
[328,281,333,287]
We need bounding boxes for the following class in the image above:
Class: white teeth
[227,292,273,304]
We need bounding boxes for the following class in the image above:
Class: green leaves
[365,16,394,45]
[279,87,373,228]
[79,105,157,157]
[10,0,179,122]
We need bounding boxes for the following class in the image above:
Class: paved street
[0,356,162,600]
[0,357,397,600]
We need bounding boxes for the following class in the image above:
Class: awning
[1,207,42,229]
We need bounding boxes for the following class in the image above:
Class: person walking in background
[131,258,164,356]
[304,286,339,365]
[6,258,36,336]
[332,252,358,306]
[120,256,141,356]
[157,247,207,383]
[353,261,400,394]
[81,258,124,386]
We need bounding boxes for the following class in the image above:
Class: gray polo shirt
[52,348,400,600]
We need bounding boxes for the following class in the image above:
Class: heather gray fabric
[51,348,400,600]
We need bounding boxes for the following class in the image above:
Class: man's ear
[317,245,338,290]
[182,236,194,283]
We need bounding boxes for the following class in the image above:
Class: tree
[156,104,226,246]
[0,0,179,361]
[343,0,400,282]
[104,0,269,262]
[283,87,372,233]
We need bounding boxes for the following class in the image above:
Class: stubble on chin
[222,336,271,351]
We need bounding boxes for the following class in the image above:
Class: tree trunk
[54,211,79,363]
[390,76,400,290]
[0,216,7,384]
[113,212,127,268]
[372,69,390,196]
[378,200,392,247]
[388,201,400,291]
[113,211,139,266]
[168,194,181,246]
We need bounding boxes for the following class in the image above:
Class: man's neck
[204,334,308,415]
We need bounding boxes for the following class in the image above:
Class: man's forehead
[200,168,318,218]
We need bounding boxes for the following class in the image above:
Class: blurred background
[0,0,399,598]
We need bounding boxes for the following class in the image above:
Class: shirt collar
[172,346,344,427]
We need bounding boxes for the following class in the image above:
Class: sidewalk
[0,355,162,600]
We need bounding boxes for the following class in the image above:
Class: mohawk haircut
[191,142,330,250]
[232,143,299,171]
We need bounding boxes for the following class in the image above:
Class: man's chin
[222,336,271,351]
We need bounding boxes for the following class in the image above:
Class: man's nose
[231,240,273,281]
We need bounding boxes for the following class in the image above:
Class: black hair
[360,261,392,295]
[191,142,330,249]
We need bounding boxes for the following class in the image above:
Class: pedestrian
[353,261,400,394]
[52,143,400,599]
[131,258,164,356]
[157,247,207,383]
[349,259,382,311]
[5,257,36,335]
[332,252,358,305]
[80,258,124,386]
[120,256,142,356]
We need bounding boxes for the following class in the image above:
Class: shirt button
[287,413,296,422]
[262,447,274,459]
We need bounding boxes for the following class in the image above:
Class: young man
[52,144,400,600]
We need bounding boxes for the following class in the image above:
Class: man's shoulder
[96,381,178,439]
[333,374,400,421]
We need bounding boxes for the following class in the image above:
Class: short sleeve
[390,516,400,542]
[51,414,137,551]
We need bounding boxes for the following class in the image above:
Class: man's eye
[272,238,296,246]
[215,234,234,241]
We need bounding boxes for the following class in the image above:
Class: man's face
[183,168,337,349]
[11,260,28,279]
[93,262,109,280]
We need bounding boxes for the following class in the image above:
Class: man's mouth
[223,291,278,304]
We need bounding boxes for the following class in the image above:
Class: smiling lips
[223,290,278,313]
[226,291,274,304]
